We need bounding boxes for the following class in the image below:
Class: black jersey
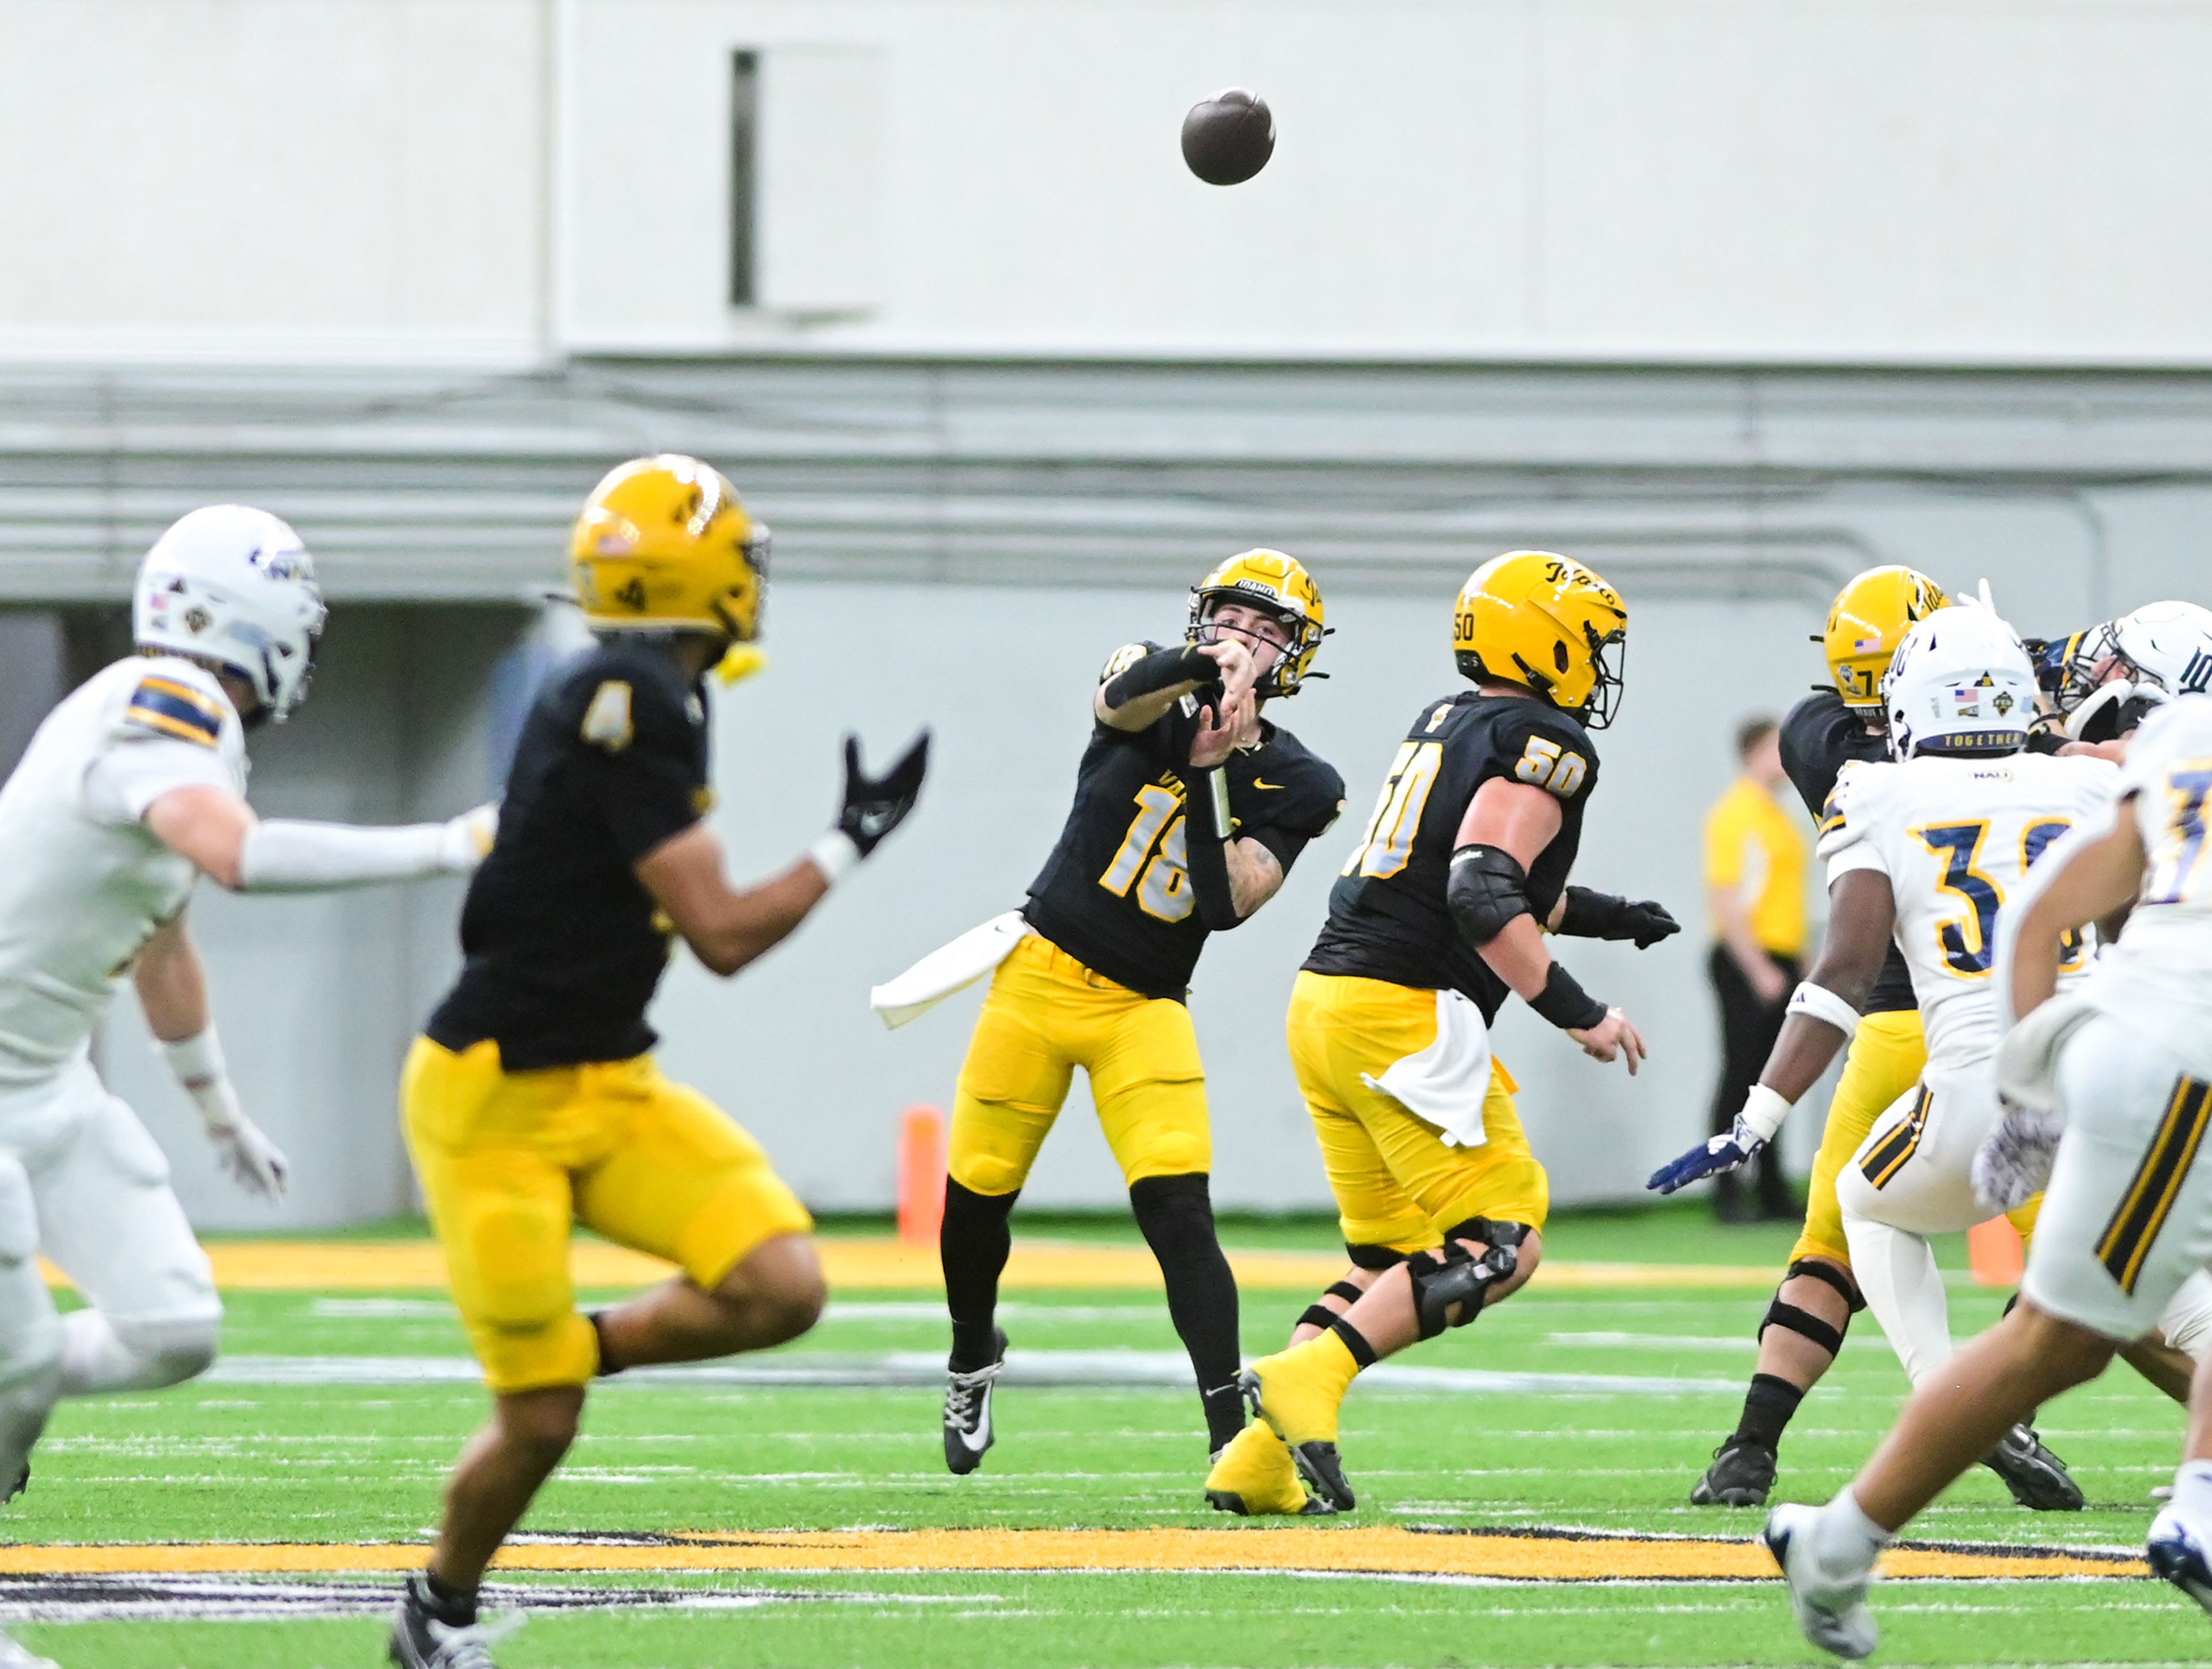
[1305,692,1597,1023]
[1778,691,1914,1015]
[429,640,710,1069]
[1023,644,1344,1002]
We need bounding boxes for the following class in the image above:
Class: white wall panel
[0,0,544,361]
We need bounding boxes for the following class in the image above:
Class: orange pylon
[1967,1216,2025,1286]
[897,1104,947,1247]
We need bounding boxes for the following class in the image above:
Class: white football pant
[0,1057,221,1490]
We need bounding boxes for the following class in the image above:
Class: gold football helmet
[569,454,770,644]
[1453,551,1628,726]
[1187,548,1327,697]
[1821,565,1948,709]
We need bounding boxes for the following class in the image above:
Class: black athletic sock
[411,1569,477,1628]
[1732,1372,1808,1452]
[1129,1173,1244,1452]
[941,1179,1018,1371]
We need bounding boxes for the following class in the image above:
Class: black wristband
[1101,644,1214,711]
[1527,961,1609,1031]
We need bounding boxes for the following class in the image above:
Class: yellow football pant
[401,1037,814,1394]
[1287,972,1550,1253]
[948,934,1211,1197]
[1789,1008,2039,1270]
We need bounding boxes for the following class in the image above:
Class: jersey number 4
[1916,818,2085,977]
[1100,784,1194,922]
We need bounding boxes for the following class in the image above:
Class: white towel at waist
[1361,988,1493,1148]
[870,911,1035,1030]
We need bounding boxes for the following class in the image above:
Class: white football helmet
[2054,600,2212,739]
[132,506,327,723]
[1882,606,2036,760]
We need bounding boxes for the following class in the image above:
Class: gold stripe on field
[0,1528,2142,1583]
[39,1240,1780,1294]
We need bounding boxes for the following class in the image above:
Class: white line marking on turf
[203,1353,1739,1394]
[1543,1333,1756,1351]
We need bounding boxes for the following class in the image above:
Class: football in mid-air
[1180,88,1274,185]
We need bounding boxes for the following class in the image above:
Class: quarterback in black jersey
[391,456,926,1669]
[933,550,1344,1484]
[1207,550,1680,1518]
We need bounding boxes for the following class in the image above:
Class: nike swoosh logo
[953,1399,993,1450]
[1252,779,1286,790]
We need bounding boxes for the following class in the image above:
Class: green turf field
[6,1205,2205,1667]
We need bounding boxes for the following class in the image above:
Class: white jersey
[2082,695,2212,1079]
[0,656,245,1085]
[1821,750,2118,1071]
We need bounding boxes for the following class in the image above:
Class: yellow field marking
[40,1241,1779,1295]
[0,1528,2141,1582]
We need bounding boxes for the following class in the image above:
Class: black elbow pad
[1448,844,1532,945]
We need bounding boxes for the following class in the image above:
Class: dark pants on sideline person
[1707,943,1801,1221]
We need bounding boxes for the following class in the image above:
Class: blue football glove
[1646,1116,1767,1196]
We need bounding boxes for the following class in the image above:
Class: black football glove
[1558,886,1680,949]
[836,730,930,858]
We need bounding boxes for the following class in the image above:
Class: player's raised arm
[639,731,928,977]
[1448,775,1647,1073]
[1092,635,1257,733]
[141,784,492,893]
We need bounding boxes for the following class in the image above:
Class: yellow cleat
[1204,1421,1333,1517]
[1241,1334,1363,1512]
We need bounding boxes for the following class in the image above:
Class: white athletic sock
[1809,1485,1893,1581]
[1842,1215,1953,1384]
[2171,1459,2212,1526]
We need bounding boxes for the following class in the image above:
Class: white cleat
[0,1626,58,1669]
[1763,1503,1880,1660]
[2148,1506,2212,1620]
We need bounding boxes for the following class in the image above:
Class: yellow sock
[1305,1328,1365,1400]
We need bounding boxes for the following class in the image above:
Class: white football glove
[440,803,499,873]
[203,1107,290,1201]
[1974,1101,2063,1214]
[162,1029,289,1201]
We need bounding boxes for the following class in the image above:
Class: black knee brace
[1407,1220,1527,1340]
[1297,1280,1367,1333]
[1787,1257,1865,1313]
[1757,1259,1859,1356]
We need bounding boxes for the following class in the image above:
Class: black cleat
[1691,1439,1777,1507]
[1982,1424,2085,1511]
[943,1327,1008,1476]
[389,1573,521,1669]
[3,1464,25,1506]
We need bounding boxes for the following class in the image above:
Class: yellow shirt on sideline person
[1703,776,1808,957]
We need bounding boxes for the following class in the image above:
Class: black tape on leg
[1297,1304,1341,1334]
[1759,1299,1844,1358]
[1324,1281,1366,1306]
[1786,1257,1865,1314]
[1407,1241,1520,1339]
[1346,1243,1408,1272]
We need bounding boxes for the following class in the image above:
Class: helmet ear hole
[1553,640,1570,673]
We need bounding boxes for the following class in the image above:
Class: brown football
[1180,88,1274,186]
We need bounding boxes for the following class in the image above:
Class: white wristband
[161,1029,243,1131]
[808,830,861,886]
[1737,1083,1794,1144]
[237,819,448,892]
[1786,980,1862,1041]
